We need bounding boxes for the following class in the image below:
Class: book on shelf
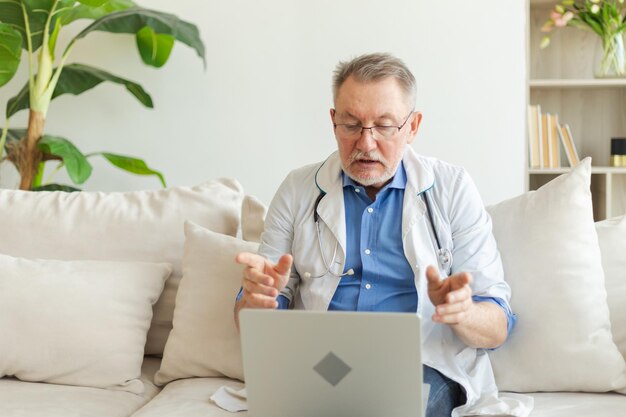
[557,123,581,167]
[548,113,561,168]
[541,113,551,168]
[528,104,581,169]
[527,105,542,168]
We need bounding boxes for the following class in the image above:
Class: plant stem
[32,161,45,188]
[0,118,8,161]
[20,1,35,95]
[32,0,59,115]
[19,110,45,190]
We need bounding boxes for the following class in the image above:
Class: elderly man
[234,53,518,417]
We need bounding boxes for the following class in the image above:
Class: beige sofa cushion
[0,254,170,393]
[155,222,257,385]
[487,158,626,393]
[0,179,244,355]
[133,377,244,417]
[0,357,162,417]
[595,214,626,360]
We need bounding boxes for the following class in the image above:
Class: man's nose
[355,128,377,152]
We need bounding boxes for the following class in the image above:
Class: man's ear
[329,108,336,121]
[406,111,423,145]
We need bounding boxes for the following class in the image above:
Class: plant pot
[594,33,626,78]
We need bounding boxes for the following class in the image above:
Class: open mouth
[355,158,381,166]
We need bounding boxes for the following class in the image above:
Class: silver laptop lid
[240,309,423,417]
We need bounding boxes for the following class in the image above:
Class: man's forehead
[335,109,398,121]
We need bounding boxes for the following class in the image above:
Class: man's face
[331,76,421,190]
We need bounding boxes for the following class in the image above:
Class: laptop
[239,309,424,417]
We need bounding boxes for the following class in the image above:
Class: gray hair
[332,53,417,108]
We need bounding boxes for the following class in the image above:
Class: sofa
[0,158,625,417]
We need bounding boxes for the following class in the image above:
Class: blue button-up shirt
[329,163,416,311]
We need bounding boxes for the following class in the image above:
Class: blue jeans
[424,365,465,417]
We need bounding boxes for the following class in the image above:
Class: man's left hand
[426,265,473,325]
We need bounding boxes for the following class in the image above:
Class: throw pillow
[0,179,244,355]
[155,221,258,385]
[486,158,626,393]
[0,254,171,393]
[596,214,626,360]
[241,195,267,243]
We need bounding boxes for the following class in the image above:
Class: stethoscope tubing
[307,188,452,279]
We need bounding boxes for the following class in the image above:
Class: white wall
[0,0,527,206]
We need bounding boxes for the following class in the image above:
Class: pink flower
[551,10,574,28]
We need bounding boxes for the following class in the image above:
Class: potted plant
[0,0,205,191]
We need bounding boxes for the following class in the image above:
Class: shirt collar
[342,161,407,191]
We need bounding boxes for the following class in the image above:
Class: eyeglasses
[333,110,414,141]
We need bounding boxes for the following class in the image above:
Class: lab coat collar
[314,146,434,195]
[341,162,408,191]
[314,146,436,247]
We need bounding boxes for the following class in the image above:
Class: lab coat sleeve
[446,168,513,307]
[257,172,301,306]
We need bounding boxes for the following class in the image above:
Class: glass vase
[594,33,626,78]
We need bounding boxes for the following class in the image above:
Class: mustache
[348,151,388,166]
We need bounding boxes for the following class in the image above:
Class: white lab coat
[258,147,533,417]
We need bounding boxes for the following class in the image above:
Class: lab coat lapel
[401,147,434,240]
[314,152,347,258]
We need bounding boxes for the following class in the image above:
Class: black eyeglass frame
[332,109,415,140]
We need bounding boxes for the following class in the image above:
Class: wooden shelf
[529,167,626,175]
[527,1,626,220]
[530,79,626,89]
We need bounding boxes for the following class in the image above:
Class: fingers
[433,291,473,324]
[274,254,293,276]
[444,273,472,303]
[242,276,278,298]
[236,252,291,311]
[425,265,442,290]
[235,252,265,270]
[432,272,474,325]
[240,291,279,309]
[243,264,275,288]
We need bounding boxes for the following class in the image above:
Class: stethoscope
[303,187,453,279]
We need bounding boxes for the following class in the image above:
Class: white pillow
[155,222,258,385]
[596,214,626,360]
[0,180,244,355]
[241,194,267,243]
[0,253,171,393]
[486,158,626,393]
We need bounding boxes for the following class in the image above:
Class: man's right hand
[234,252,293,329]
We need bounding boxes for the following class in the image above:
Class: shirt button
[367,207,374,213]
[355,188,361,193]
[365,283,372,290]
[364,249,371,255]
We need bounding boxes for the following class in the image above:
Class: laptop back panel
[240,310,422,417]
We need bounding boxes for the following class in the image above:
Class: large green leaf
[0,0,31,50]
[0,0,74,51]
[37,135,93,184]
[58,0,136,25]
[6,62,153,118]
[136,25,174,68]
[96,152,166,187]
[32,183,81,192]
[71,7,205,66]
[0,22,22,87]
[77,0,108,6]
